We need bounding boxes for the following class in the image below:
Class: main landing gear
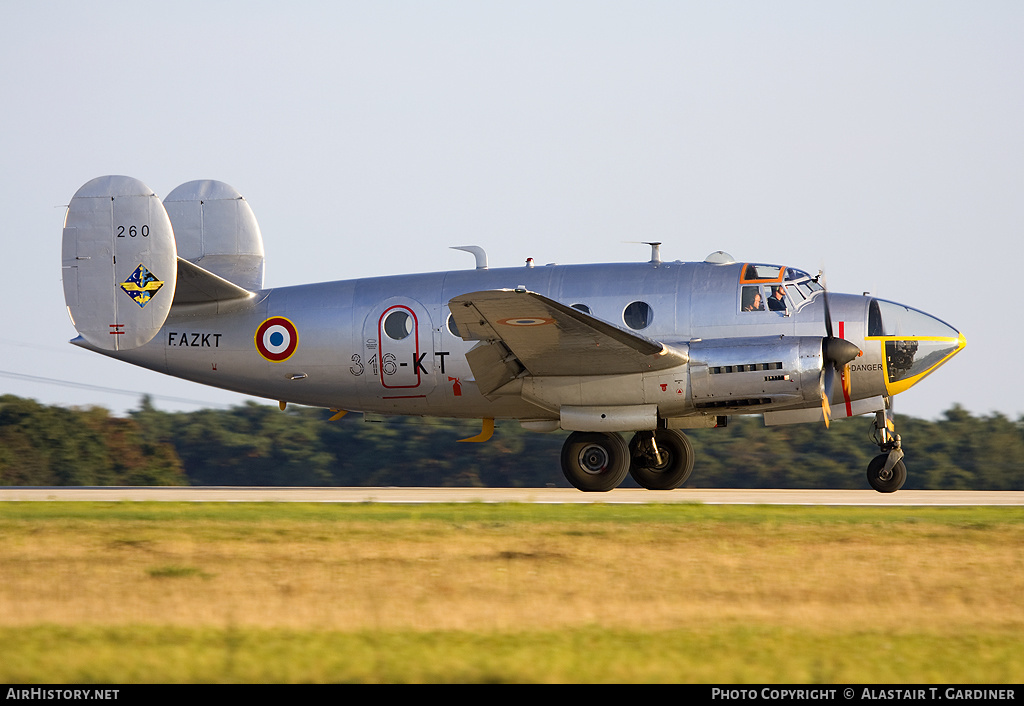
[560,429,694,492]
[866,408,906,493]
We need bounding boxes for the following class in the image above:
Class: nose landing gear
[867,407,907,493]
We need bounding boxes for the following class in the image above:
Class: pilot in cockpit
[742,287,764,312]
[767,285,787,311]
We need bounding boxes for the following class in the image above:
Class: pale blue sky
[1,1,1021,420]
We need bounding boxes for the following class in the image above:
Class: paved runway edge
[1,487,1022,505]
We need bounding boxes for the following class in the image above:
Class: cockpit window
[783,267,823,302]
[740,263,826,314]
[741,286,764,312]
[765,284,788,311]
[741,264,783,282]
[741,263,803,313]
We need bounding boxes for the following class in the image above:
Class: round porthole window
[623,301,652,330]
[571,303,591,315]
[446,312,461,337]
[383,309,413,340]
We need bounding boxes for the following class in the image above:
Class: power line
[0,369,232,408]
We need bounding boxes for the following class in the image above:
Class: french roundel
[255,317,299,362]
[497,317,555,327]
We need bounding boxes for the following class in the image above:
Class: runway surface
[1,487,1022,505]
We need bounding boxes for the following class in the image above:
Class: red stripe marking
[838,321,853,417]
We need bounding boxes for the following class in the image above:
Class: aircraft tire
[560,431,630,492]
[866,454,907,493]
[628,429,694,490]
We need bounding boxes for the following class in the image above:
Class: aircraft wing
[448,289,688,393]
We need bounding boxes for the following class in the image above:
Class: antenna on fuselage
[451,245,488,270]
[625,241,662,264]
[646,242,662,264]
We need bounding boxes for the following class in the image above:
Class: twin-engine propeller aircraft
[61,176,965,492]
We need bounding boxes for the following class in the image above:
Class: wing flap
[448,289,688,379]
[465,340,525,396]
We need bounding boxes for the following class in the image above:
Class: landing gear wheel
[628,429,695,490]
[866,453,907,493]
[560,431,630,492]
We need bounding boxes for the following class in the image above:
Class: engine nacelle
[688,336,825,411]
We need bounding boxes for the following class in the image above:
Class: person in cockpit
[742,286,764,312]
[767,285,787,311]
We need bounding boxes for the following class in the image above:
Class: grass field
[0,502,1022,683]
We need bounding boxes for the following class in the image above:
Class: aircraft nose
[869,299,965,396]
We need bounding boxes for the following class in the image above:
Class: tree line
[0,393,1021,489]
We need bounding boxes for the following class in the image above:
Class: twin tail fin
[61,175,263,351]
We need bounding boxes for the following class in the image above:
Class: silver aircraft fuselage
[76,258,963,424]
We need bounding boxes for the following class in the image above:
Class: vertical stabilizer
[61,176,177,350]
[163,180,265,291]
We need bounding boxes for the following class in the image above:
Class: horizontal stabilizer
[173,258,255,307]
[61,176,177,350]
[449,289,688,378]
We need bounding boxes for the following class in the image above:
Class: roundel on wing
[255,317,299,362]
[496,317,555,327]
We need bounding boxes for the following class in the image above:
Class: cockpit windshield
[782,268,823,303]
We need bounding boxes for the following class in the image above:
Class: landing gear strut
[867,407,906,493]
[628,429,694,490]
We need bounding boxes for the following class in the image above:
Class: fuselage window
[623,301,652,329]
[571,303,591,315]
[446,312,461,337]
[383,309,414,340]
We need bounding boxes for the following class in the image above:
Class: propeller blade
[817,269,861,428]
[821,365,834,428]
[818,271,861,369]
[822,288,834,340]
